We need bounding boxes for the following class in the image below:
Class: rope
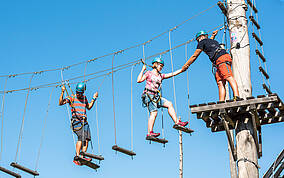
[168,31,178,118]
[185,44,191,127]
[95,101,101,155]
[0,77,8,163]
[160,86,165,139]
[130,66,134,151]
[0,4,217,79]
[14,74,34,163]
[0,24,224,95]
[60,70,77,151]
[111,54,117,145]
[35,87,55,171]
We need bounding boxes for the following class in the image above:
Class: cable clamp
[237,157,260,169]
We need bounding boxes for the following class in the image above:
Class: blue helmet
[76,82,86,93]
[196,30,208,40]
[152,57,164,65]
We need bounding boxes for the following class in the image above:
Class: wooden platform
[190,94,284,133]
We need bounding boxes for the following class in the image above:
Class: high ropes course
[0,1,282,178]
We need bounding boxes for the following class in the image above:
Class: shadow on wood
[10,162,39,176]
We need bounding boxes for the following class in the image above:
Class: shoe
[176,120,188,127]
[73,156,82,166]
[147,131,160,137]
[82,157,92,162]
[233,96,241,101]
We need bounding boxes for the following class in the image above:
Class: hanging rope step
[249,16,260,29]
[74,156,100,170]
[252,32,263,46]
[255,49,266,62]
[173,124,194,134]
[79,152,104,161]
[246,0,258,13]
[0,166,21,178]
[10,162,39,176]
[146,136,168,145]
[259,66,270,80]
[112,145,136,156]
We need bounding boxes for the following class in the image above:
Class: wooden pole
[226,0,259,178]
[179,130,183,178]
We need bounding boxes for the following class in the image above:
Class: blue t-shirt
[196,38,227,63]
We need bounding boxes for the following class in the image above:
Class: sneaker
[73,156,82,166]
[147,131,160,137]
[233,96,241,101]
[176,120,188,127]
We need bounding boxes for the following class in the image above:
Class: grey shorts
[71,117,91,141]
[141,93,169,113]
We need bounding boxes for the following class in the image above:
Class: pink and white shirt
[144,70,165,94]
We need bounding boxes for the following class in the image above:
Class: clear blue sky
[0,0,283,178]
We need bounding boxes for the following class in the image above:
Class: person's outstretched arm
[182,49,202,71]
[59,85,68,105]
[210,30,218,40]
[137,65,147,83]
[87,92,98,110]
[163,68,184,79]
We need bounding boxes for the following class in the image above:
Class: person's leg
[148,111,158,133]
[82,140,88,152]
[75,141,82,156]
[226,76,239,97]
[162,100,178,123]
[217,80,226,101]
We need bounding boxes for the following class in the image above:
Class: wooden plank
[191,95,278,113]
[220,109,235,127]
[246,0,258,13]
[0,166,21,178]
[80,152,104,161]
[259,66,269,79]
[221,117,237,161]
[146,136,168,144]
[255,50,266,62]
[249,16,260,29]
[112,145,136,156]
[10,162,39,176]
[249,106,260,158]
[74,156,100,170]
[262,84,272,94]
[173,124,194,133]
[252,32,263,46]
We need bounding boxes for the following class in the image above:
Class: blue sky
[0,0,283,178]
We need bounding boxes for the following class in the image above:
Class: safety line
[35,87,55,171]
[0,4,217,79]
[0,76,8,163]
[111,54,117,145]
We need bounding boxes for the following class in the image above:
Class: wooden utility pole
[179,130,183,178]
[227,0,259,178]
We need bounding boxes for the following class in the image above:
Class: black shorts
[71,117,91,141]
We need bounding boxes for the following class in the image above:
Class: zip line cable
[35,87,55,171]
[0,4,217,79]
[14,74,34,163]
[0,24,223,95]
[0,76,8,163]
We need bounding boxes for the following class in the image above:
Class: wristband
[92,98,97,101]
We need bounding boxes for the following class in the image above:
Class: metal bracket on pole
[249,104,261,158]
[220,109,237,161]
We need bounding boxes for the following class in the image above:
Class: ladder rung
[262,84,272,94]
[112,145,136,156]
[252,33,263,46]
[0,166,21,178]
[217,1,227,16]
[10,162,39,176]
[246,0,258,13]
[249,16,260,29]
[259,66,269,79]
[255,49,266,62]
